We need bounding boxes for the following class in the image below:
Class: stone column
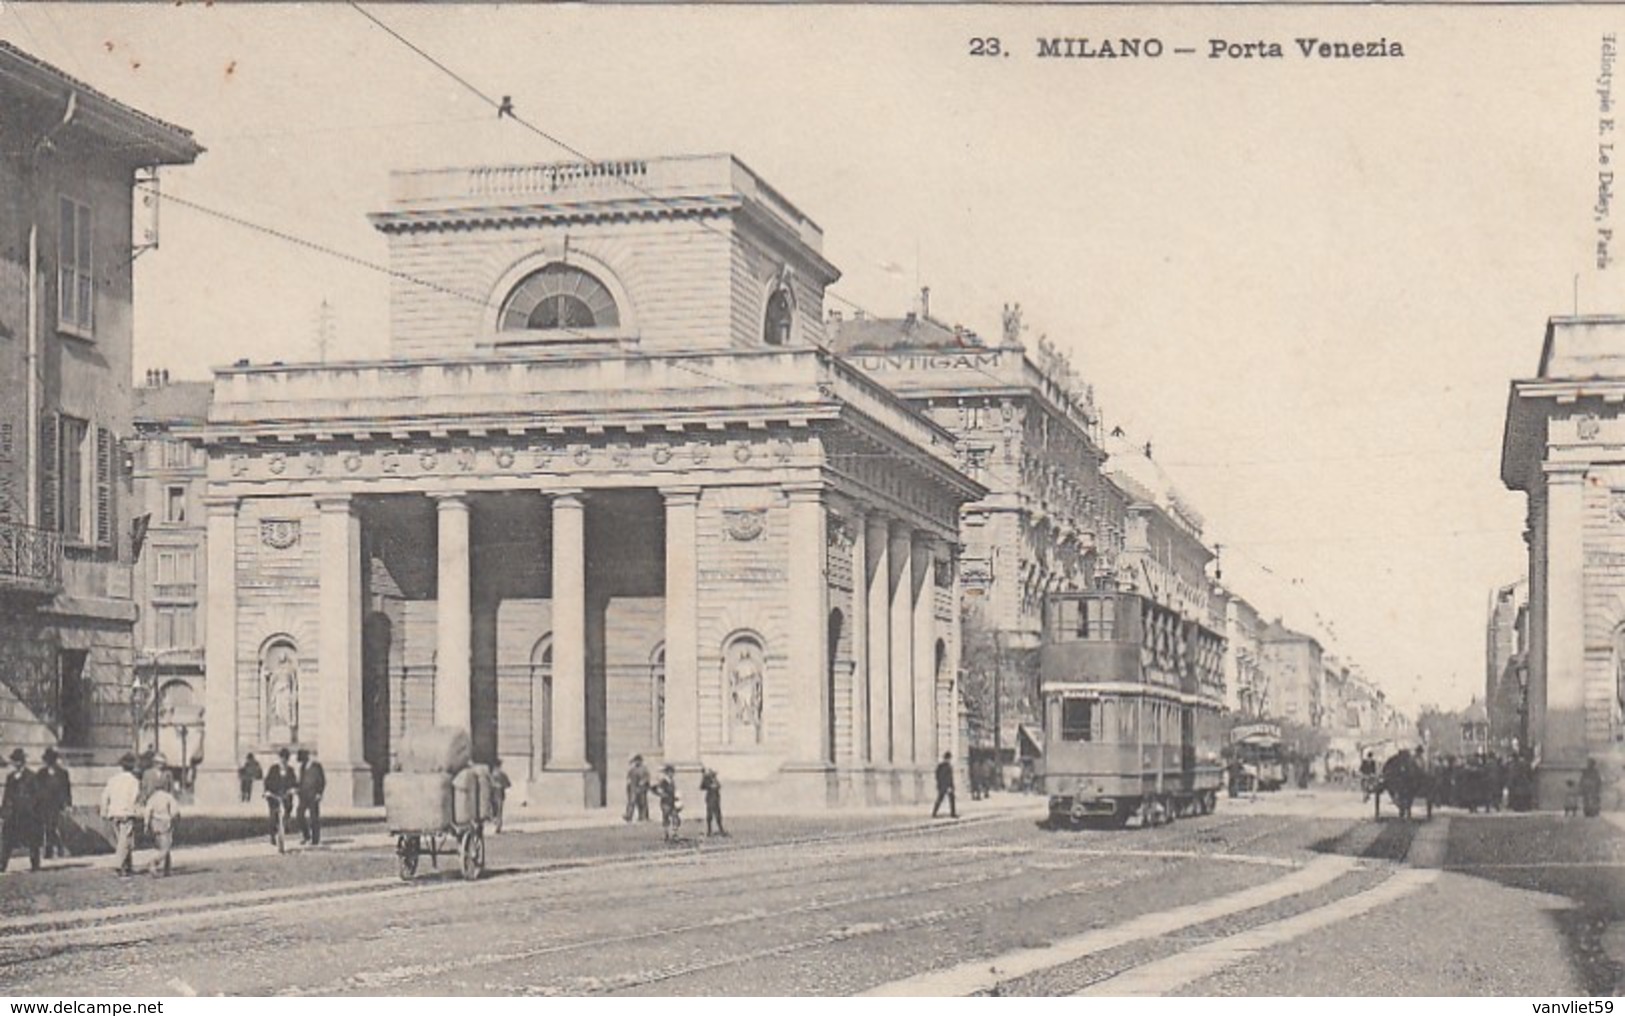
[1541,465,1588,802]
[433,493,472,731]
[197,496,239,805]
[889,523,915,769]
[785,484,829,768]
[849,510,870,769]
[317,494,369,805]
[549,490,589,773]
[912,537,938,766]
[662,487,701,768]
[865,515,892,767]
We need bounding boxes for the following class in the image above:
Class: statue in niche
[726,637,765,745]
[263,641,300,736]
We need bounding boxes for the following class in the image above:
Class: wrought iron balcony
[0,520,63,595]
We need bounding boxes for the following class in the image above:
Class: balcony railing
[0,520,63,594]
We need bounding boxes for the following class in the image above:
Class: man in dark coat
[296,748,326,846]
[700,767,726,837]
[238,753,263,804]
[37,749,71,859]
[0,748,43,872]
[1581,758,1604,818]
[932,751,958,819]
[263,747,297,845]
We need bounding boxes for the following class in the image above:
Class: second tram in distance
[1039,589,1226,828]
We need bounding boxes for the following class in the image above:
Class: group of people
[1359,745,1565,816]
[242,748,327,846]
[623,755,726,841]
[99,751,182,876]
[0,747,74,872]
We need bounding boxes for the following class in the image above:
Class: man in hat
[932,751,958,819]
[700,767,726,837]
[295,748,326,846]
[38,748,72,859]
[652,764,682,841]
[262,748,297,846]
[137,750,168,808]
[624,754,650,823]
[99,753,142,876]
[0,748,43,872]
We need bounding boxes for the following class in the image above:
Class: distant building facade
[1260,621,1323,729]
[829,305,1125,759]
[0,43,199,777]
[1222,593,1266,718]
[130,375,211,766]
[1486,579,1530,752]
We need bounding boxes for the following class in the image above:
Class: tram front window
[1061,698,1094,741]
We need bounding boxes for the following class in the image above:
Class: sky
[3,3,1612,718]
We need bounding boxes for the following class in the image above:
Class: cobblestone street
[1,791,1616,996]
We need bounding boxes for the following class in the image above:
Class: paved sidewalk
[65,790,1045,870]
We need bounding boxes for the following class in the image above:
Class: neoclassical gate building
[191,155,983,809]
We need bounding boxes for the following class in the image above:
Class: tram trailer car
[1039,591,1226,828]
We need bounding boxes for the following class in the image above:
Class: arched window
[500,264,620,332]
[763,288,793,346]
[531,635,553,764]
[651,642,666,748]
[722,631,766,746]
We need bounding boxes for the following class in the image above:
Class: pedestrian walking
[1581,758,1604,818]
[38,748,72,859]
[263,747,297,846]
[137,751,168,807]
[624,754,651,822]
[652,763,682,841]
[100,753,141,876]
[700,767,726,837]
[932,751,958,819]
[143,774,180,877]
[238,753,263,804]
[0,748,42,872]
[490,758,511,833]
[296,748,326,845]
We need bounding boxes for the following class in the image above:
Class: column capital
[428,490,471,508]
[314,493,355,512]
[866,511,891,534]
[552,488,587,508]
[659,485,702,506]
[203,495,240,515]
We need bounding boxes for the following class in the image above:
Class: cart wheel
[459,827,485,881]
[398,836,420,881]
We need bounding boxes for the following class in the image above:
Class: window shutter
[95,426,113,548]
[39,412,59,533]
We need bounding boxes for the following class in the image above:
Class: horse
[1374,763,1432,821]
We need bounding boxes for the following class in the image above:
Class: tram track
[0,810,1028,950]
[297,813,1305,995]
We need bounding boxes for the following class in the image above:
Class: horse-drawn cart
[385,727,495,882]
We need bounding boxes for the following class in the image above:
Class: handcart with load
[384,726,496,881]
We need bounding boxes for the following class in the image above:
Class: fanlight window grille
[500,264,620,332]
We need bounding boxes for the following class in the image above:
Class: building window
[164,485,188,524]
[59,416,87,543]
[154,547,196,586]
[161,439,192,469]
[1060,697,1093,742]
[153,605,197,649]
[58,196,94,334]
[763,288,793,346]
[58,649,89,747]
[499,264,619,333]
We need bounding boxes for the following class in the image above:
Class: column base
[531,766,599,812]
[779,763,839,808]
[195,767,242,807]
[325,763,378,808]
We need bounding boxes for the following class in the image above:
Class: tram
[1038,589,1227,828]
[1229,722,1287,792]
